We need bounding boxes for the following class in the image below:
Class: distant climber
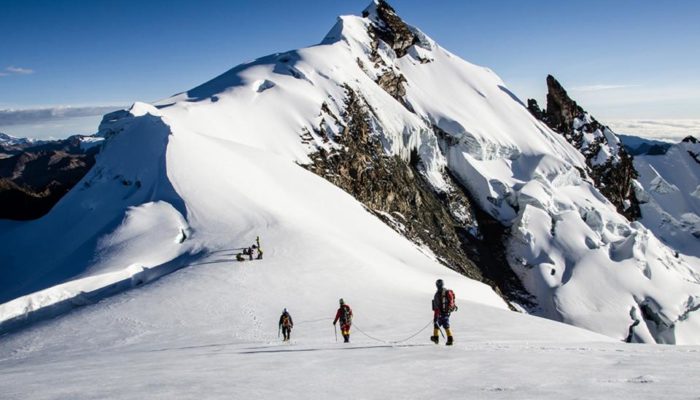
[333,298,353,343]
[431,279,457,346]
[235,253,245,262]
[248,246,254,261]
[256,235,261,249]
[256,247,264,260]
[279,308,294,341]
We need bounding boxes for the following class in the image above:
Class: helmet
[436,279,444,289]
[339,298,345,305]
[283,308,288,313]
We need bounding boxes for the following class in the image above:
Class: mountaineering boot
[445,328,454,346]
[431,327,440,344]
[344,335,350,343]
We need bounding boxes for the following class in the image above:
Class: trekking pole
[334,324,338,342]
[278,326,281,339]
[439,327,446,339]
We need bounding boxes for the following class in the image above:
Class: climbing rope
[351,323,388,344]
[295,317,331,326]
[351,319,434,345]
[279,316,435,345]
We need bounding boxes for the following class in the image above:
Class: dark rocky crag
[305,87,482,280]
[304,84,534,308]
[358,0,416,111]
[0,135,100,220]
[363,0,418,58]
[528,75,641,220]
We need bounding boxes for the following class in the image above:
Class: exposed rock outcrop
[305,87,481,278]
[303,86,534,308]
[363,0,418,58]
[359,2,414,110]
[528,75,641,220]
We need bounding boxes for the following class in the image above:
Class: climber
[256,247,264,260]
[235,253,245,262]
[431,279,457,346]
[248,246,254,261]
[333,298,353,343]
[279,308,294,341]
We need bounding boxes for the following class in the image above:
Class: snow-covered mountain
[1,0,699,349]
[0,132,40,148]
[527,76,700,342]
[634,136,700,259]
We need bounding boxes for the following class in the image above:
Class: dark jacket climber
[235,253,245,262]
[333,298,353,343]
[279,309,294,341]
[431,279,456,346]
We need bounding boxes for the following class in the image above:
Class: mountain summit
[1,1,699,346]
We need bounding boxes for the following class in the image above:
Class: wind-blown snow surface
[1,1,700,348]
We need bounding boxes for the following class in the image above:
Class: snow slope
[1,0,700,347]
[4,253,699,400]
[633,138,700,259]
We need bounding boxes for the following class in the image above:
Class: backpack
[281,313,291,327]
[340,305,352,324]
[444,289,457,312]
[436,289,457,314]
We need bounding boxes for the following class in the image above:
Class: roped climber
[431,279,457,346]
[333,298,353,343]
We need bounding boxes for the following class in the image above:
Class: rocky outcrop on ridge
[528,75,641,220]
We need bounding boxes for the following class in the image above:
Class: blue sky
[1,0,699,139]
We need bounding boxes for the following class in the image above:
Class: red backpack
[440,289,457,313]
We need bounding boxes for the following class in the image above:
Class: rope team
[236,235,264,262]
[278,279,458,346]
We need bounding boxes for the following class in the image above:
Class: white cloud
[606,119,700,142]
[0,105,124,126]
[0,66,35,77]
[570,84,638,92]
[5,66,34,75]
